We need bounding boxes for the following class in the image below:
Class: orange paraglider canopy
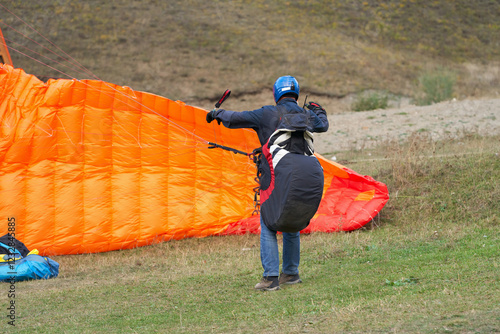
[0,28,13,66]
[0,64,389,255]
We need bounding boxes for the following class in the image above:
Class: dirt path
[313,98,500,154]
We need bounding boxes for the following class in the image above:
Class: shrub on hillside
[352,91,389,111]
[415,69,456,106]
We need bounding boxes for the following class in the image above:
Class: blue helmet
[273,75,299,103]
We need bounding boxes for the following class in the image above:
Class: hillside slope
[2,0,499,109]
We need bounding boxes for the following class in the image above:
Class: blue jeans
[260,217,300,277]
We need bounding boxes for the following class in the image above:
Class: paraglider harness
[208,103,315,216]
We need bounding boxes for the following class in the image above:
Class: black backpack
[258,105,324,232]
[0,234,30,257]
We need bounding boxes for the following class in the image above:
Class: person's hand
[206,109,221,124]
[306,101,325,113]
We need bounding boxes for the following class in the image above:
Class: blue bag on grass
[0,254,59,282]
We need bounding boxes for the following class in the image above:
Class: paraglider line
[1,6,210,146]
[55,114,76,147]
[5,45,78,82]
[35,124,54,137]
[0,5,93,77]
[2,5,257,171]
[1,36,91,79]
[113,116,140,146]
[4,46,209,146]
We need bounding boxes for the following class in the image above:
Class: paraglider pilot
[206,76,329,290]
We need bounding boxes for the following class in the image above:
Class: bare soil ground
[314,97,500,154]
[194,94,500,155]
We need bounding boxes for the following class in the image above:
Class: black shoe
[254,276,280,291]
[279,273,302,285]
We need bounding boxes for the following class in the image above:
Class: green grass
[2,134,498,333]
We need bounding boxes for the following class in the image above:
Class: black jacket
[213,98,329,146]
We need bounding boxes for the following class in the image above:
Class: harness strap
[249,147,263,215]
[208,142,249,156]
